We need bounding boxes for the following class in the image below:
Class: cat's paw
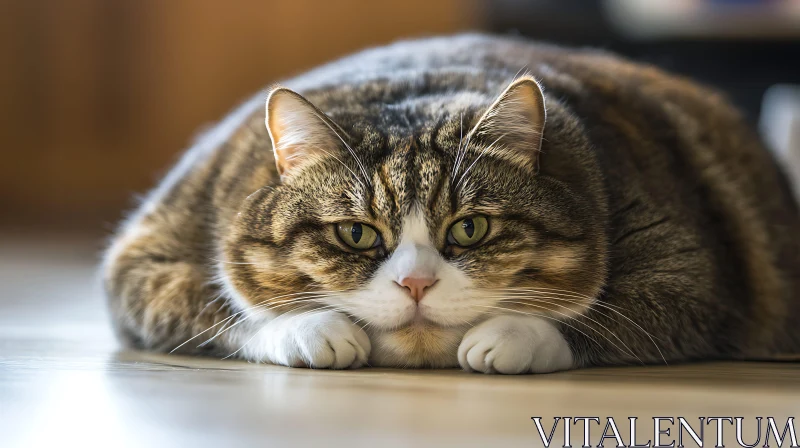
[253,311,371,369]
[457,315,573,374]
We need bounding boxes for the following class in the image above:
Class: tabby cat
[103,34,800,373]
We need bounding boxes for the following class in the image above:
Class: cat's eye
[336,222,381,250]
[447,216,489,247]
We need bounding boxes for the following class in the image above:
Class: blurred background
[1,0,799,240]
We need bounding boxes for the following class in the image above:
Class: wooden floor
[2,239,799,448]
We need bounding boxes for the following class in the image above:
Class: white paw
[246,310,371,369]
[457,315,573,374]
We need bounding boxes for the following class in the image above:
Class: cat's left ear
[265,86,347,180]
[468,76,546,171]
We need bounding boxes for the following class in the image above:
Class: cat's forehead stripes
[364,130,459,247]
[380,137,416,213]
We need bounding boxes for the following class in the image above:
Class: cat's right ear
[265,87,345,180]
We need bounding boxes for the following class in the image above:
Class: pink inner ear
[265,88,341,178]
[465,77,546,171]
[483,78,545,141]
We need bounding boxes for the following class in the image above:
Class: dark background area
[1,0,797,236]
[488,0,800,120]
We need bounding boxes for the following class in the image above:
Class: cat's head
[222,76,607,366]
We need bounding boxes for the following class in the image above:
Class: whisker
[452,112,466,185]
[496,299,643,365]
[310,111,371,186]
[486,289,667,365]
[208,257,257,266]
[492,288,667,362]
[198,293,225,316]
[244,185,275,202]
[201,294,337,346]
[492,287,650,317]
[458,317,475,328]
[511,65,529,83]
[455,132,507,191]
[474,305,603,353]
[170,312,238,354]
[222,304,329,360]
[491,287,601,305]
[221,319,271,360]
[179,290,346,351]
[531,295,667,365]
[350,314,372,331]
[498,298,643,364]
[305,144,366,190]
[489,292,618,324]
[245,290,348,310]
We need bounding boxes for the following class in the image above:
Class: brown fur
[103,34,800,368]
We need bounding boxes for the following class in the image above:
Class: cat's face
[222,77,607,366]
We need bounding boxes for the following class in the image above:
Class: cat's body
[104,34,800,373]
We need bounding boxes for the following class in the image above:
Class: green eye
[448,216,489,247]
[336,222,380,250]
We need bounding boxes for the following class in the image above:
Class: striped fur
[102,34,800,371]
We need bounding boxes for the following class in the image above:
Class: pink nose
[396,276,438,302]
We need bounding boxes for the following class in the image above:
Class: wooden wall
[0,0,480,232]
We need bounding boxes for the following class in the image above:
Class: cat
[102,34,800,374]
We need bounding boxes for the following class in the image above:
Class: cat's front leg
[239,310,371,369]
[457,315,573,374]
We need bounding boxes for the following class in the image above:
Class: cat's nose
[396,276,438,302]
